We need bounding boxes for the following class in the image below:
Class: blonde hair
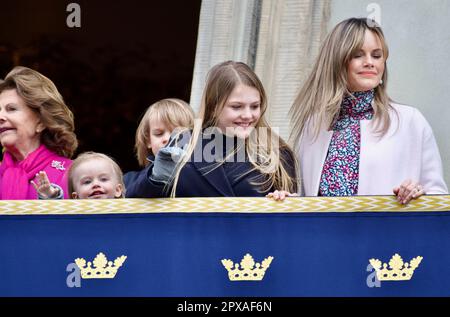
[0,66,78,157]
[134,98,194,166]
[170,61,298,197]
[289,18,391,151]
[68,151,125,198]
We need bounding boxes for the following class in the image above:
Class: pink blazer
[0,146,72,199]
[28,156,72,199]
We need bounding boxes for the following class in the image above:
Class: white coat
[298,103,448,196]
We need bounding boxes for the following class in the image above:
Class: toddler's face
[148,119,174,155]
[72,158,123,199]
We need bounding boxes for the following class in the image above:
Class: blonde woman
[0,66,77,199]
[290,18,447,204]
[128,61,297,198]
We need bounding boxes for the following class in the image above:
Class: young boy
[68,152,125,199]
[124,98,194,196]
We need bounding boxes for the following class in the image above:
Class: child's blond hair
[68,151,125,198]
[135,98,194,166]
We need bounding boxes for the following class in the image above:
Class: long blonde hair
[134,98,194,167]
[289,18,391,151]
[0,66,78,158]
[170,61,297,197]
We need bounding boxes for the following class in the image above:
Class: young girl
[127,61,298,198]
[124,98,194,197]
[33,151,125,199]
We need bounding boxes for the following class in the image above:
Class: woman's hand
[266,190,299,201]
[31,171,60,199]
[393,179,425,205]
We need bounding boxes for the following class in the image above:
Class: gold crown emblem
[75,252,127,279]
[369,253,423,281]
[221,253,273,281]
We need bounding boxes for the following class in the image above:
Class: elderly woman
[289,17,447,204]
[0,66,77,199]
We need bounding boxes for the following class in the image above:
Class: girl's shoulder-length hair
[169,60,298,197]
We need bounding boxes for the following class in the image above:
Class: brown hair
[0,66,77,157]
[171,61,298,197]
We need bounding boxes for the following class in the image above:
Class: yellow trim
[0,195,449,215]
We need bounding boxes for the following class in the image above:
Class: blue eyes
[81,177,109,185]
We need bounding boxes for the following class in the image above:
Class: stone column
[254,0,330,141]
[189,0,261,112]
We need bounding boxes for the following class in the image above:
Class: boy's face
[148,119,174,155]
[71,158,123,199]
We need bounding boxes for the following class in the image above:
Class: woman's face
[347,30,385,92]
[217,84,261,139]
[0,89,44,158]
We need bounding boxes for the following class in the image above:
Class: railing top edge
[0,196,449,215]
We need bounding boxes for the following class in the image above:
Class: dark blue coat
[125,133,297,198]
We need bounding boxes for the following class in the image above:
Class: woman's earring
[379,79,383,85]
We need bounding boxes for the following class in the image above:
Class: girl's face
[71,158,123,199]
[148,119,174,155]
[347,30,385,92]
[217,84,261,139]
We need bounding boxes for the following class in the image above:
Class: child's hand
[151,146,186,184]
[266,190,298,201]
[31,171,60,199]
